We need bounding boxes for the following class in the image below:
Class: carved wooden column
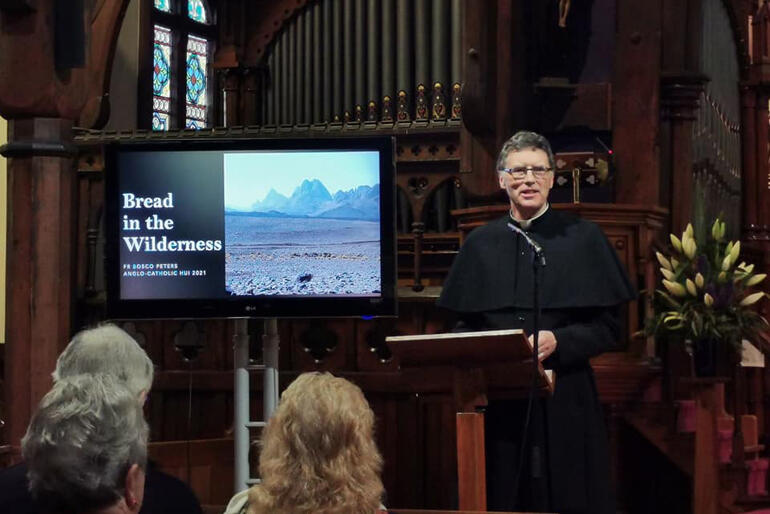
[742,85,770,242]
[1,118,75,457]
[743,4,770,322]
[216,68,242,127]
[241,67,262,126]
[460,0,528,195]
[612,0,662,206]
[741,85,760,235]
[660,72,708,233]
[689,379,725,514]
[459,0,495,187]
[0,0,129,456]
[745,4,770,244]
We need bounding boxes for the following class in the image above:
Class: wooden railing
[625,349,770,513]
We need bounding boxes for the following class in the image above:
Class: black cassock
[437,207,636,514]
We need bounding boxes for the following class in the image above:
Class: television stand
[233,317,280,492]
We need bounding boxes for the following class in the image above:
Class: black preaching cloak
[438,207,636,514]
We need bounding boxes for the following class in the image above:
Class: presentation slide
[117,149,383,301]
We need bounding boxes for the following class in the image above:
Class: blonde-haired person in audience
[224,372,386,514]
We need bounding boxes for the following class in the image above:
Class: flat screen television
[104,136,397,319]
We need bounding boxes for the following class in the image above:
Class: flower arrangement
[647,218,769,353]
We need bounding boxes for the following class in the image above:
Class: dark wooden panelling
[290,318,352,371]
[356,319,399,372]
[533,82,613,132]
[612,0,662,205]
[148,438,234,506]
[3,119,77,458]
[5,1,770,513]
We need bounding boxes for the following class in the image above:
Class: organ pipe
[366,0,380,120]
[333,0,343,121]
[414,0,430,120]
[323,0,333,122]
[451,0,462,119]
[432,0,449,120]
[355,0,366,121]
[265,52,274,124]
[274,36,283,124]
[304,8,312,123]
[313,1,323,123]
[280,30,289,124]
[259,0,464,126]
[381,0,395,121]
[451,0,462,84]
[287,20,296,124]
[343,0,354,121]
[396,0,412,121]
[295,10,305,123]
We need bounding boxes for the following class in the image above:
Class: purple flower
[714,282,735,310]
[697,255,711,275]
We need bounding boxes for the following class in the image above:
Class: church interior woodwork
[3,0,770,512]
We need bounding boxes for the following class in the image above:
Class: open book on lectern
[386,328,555,393]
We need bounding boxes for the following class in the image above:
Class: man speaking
[438,131,636,513]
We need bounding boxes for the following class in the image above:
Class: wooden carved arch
[719,0,752,76]
[242,0,314,66]
[79,0,134,128]
[0,0,131,125]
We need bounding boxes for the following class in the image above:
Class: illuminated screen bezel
[104,136,397,319]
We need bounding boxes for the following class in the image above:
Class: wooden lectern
[386,330,555,512]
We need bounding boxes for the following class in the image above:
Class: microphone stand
[507,222,547,508]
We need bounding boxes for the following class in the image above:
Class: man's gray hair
[21,374,149,513]
[496,131,556,171]
[53,323,154,397]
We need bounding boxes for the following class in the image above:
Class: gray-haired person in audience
[0,323,203,514]
[53,323,155,402]
[21,373,149,514]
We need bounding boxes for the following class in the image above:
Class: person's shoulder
[0,463,37,513]
[144,465,203,513]
[0,462,28,484]
[548,207,590,227]
[223,489,250,514]
[463,216,509,244]
[146,466,194,491]
[549,208,605,239]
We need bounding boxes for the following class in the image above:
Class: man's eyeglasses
[499,166,553,180]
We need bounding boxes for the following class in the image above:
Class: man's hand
[528,330,557,361]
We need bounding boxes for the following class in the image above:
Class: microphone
[507,222,546,266]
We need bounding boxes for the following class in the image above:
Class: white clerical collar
[510,203,549,230]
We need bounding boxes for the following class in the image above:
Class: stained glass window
[188,0,208,23]
[153,25,172,131]
[185,35,208,129]
[147,0,214,130]
[154,0,171,13]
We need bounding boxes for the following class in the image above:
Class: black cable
[186,358,193,484]
[510,267,540,508]
[508,223,546,509]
